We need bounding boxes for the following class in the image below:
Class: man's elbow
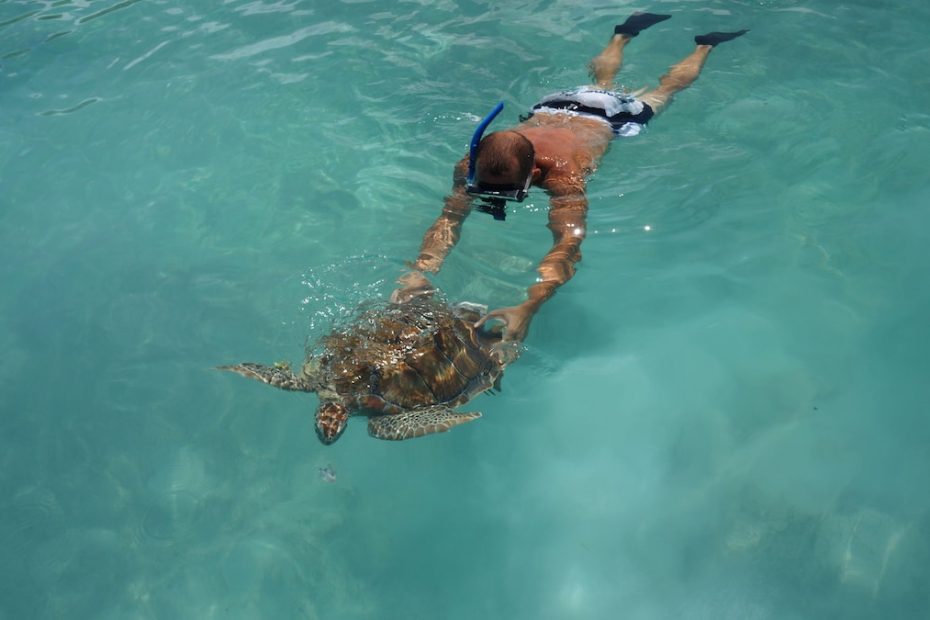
[539,262,576,284]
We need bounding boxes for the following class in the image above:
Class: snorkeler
[394,13,748,342]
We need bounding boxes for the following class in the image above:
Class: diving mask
[464,102,533,220]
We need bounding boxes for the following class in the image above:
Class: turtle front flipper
[368,407,481,441]
[217,361,314,392]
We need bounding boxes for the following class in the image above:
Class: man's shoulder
[540,170,585,196]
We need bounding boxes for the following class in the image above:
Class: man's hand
[390,270,434,304]
[474,302,535,343]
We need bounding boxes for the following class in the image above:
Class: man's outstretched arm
[392,157,471,302]
[477,175,587,341]
[411,157,472,273]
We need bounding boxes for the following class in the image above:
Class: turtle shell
[316,298,502,414]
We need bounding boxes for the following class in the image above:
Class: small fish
[318,465,337,483]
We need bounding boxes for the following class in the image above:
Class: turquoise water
[2,0,930,617]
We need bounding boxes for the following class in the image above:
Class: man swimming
[395,13,747,343]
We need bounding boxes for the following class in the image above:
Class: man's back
[513,116,614,193]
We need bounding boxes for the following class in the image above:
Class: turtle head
[315,401,349,445]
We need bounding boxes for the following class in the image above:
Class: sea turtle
[219,297,513,444]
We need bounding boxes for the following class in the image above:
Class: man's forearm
[412,191,472,273]
[524,231,583,311]
[411,159,471,273]
[523,189,588,312]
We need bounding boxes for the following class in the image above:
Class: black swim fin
[614,12,671,37]
[694,29,749,46]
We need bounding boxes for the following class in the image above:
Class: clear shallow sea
[2,0,929,618]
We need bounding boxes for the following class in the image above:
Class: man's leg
[590,13,671,90]
[640,30,748,114]
[589,35,629,89]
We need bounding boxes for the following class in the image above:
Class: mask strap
[466,102,505,186]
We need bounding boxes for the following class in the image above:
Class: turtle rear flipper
[217,362,314,392]
[368,408,481,441]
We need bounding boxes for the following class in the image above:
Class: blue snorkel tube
[466,101,504,187]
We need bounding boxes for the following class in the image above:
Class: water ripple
[210,22,355,61]
[123,39,170,71]
[76,0,143,25]
[138,489,204,543]
[37,97,101,116]
[10,485,65,537]
[236,0,304,17]
[0,9,41,30]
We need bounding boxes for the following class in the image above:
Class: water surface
[2,0,929,618]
